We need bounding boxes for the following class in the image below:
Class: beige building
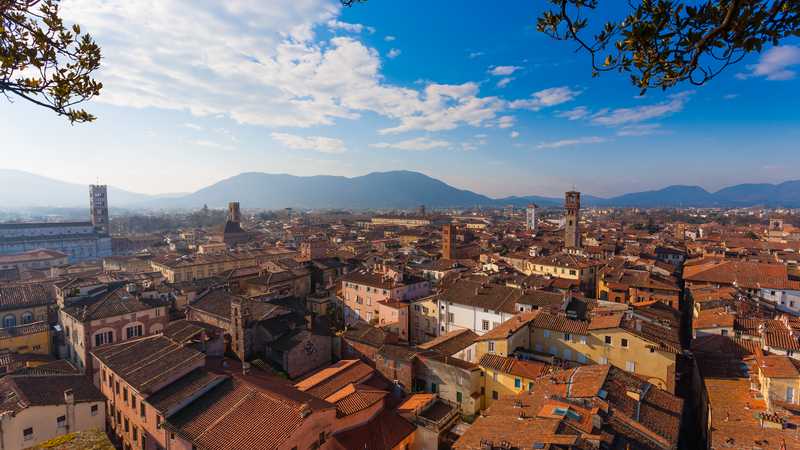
[150,252,257,283]
[0,249,68,272]
[371,216,431,228]
[0,375,105,450]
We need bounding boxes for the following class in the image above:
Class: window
[20,311,33,324]
[23,428,33,441]
[319,432,326,444]
[91,404,99,416]
[57,415,66,429]
[578,353,587,363]
[626,361,636,372]
[456,391,463,403]
[124,418,129,432]
[604,336,612,346]
[579,336,587,345]
[563,349,572,360]
[621,338,629,348]
[126,324,143,339]
[492,390,498,400]
[447,312,454,323]
[482,320,490,331]
[488,341,495,353]
[787,386,795,403]
[141,402,146,418]
[721,329,728,336]
[133,427,138,442]
[3,315,16,328]
[564,333,571,341]
[123,387,128,404]
[543,330,550,338]
[431,382,437,393]
[131,395,137,409]
[514,378,521,389]
[115,381,120,394]
[95,330,114,347]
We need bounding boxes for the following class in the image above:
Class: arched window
[3,315,16,328]
[20,311,33,324]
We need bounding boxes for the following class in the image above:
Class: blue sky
[1,0,799,198]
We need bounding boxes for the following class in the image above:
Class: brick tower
[442,224,455,260]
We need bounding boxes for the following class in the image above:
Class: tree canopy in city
[342,0,800,93]
[1,0,102,123]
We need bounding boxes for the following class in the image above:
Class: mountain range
[2,169,799,210]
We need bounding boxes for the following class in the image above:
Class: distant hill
[3,168,800,210]
[152,171,494,209]
[0,169,154,208]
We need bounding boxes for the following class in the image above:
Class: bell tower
[564,191,581,249]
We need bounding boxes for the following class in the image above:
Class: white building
[0,375,105,450]
[760,285,800,315]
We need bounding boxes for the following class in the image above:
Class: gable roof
[91,335,205,395]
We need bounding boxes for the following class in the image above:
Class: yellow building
[0,284,54,329]
[474,311,538,360]
[410,295,440,344]
[526,253,599,294]
[478,353,555,409]
[0,321,51,355]
[530,312,680,393]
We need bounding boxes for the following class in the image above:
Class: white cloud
[468,51,485,59]
[616,124,662,136]
[510,86,581,111]
[556,106,589,121]
[60,0,504,135]
[537,136,607,149]
[387,48,401,59]
[377,82,505,134]
[737,46,800,81]
[327,19,374,34]
[590,92,691,126]
[510,131,520,139]
[496,77,514,88]
[497,115,516,129]
[489,65,521,76]
[183,123,203,131]
[370,137,451,151]
[384,35,396,41]
[271,132,346,154]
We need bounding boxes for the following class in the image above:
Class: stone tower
[231,297,250,362]
[227,202,242,223]
[526,204,538,234]
[442,224,455,260]
[89,185,109,235]
[564,191,581,249]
